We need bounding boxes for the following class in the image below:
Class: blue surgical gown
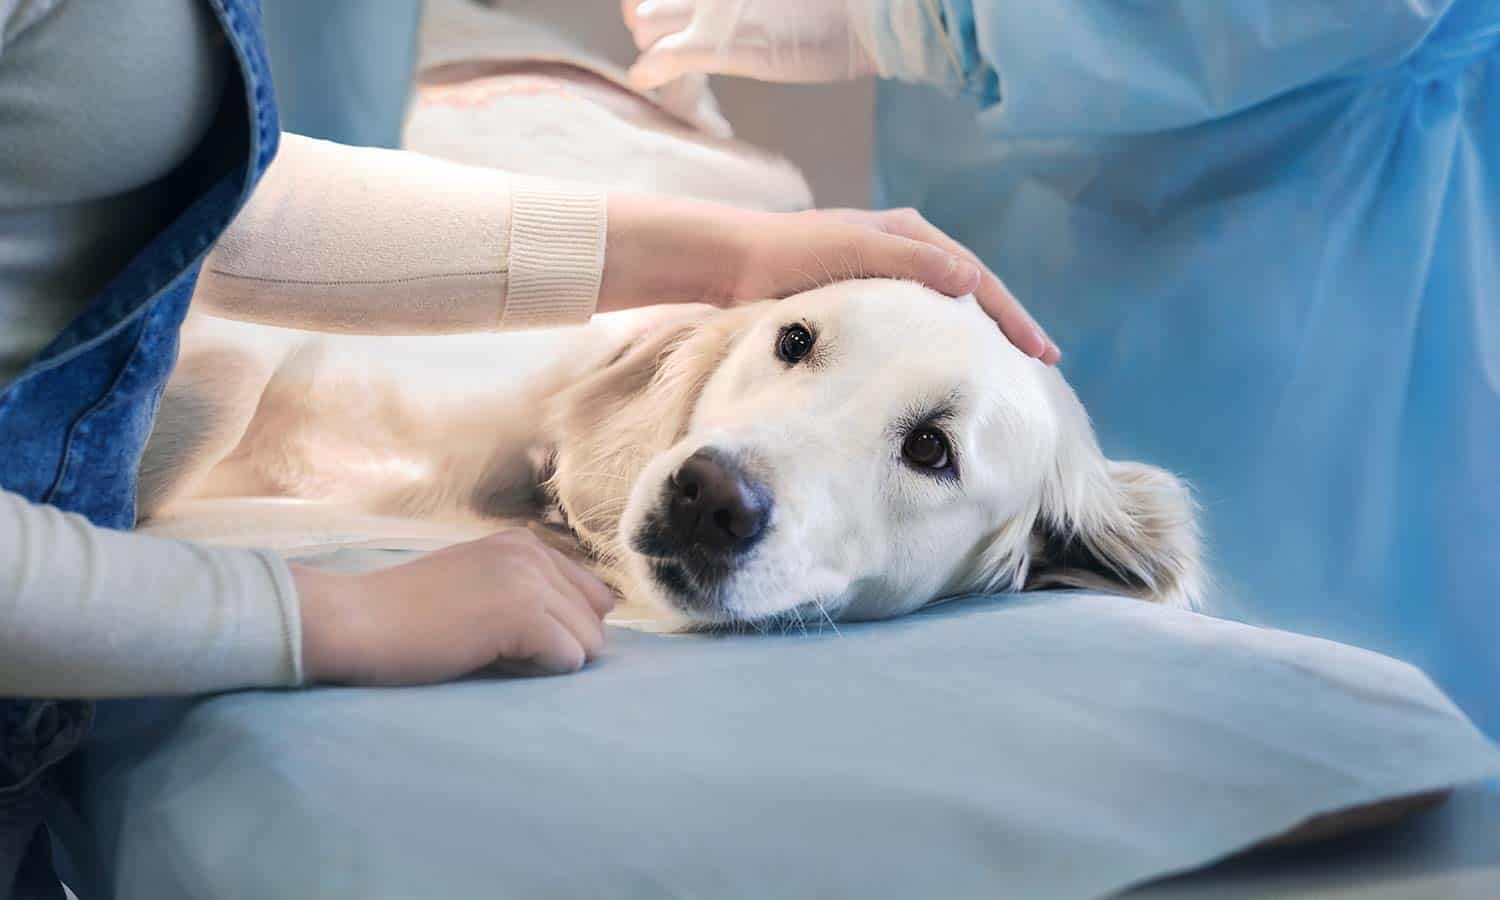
[871,0,1499,735]
[260,0,424,148]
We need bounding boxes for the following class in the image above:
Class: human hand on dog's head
[778,207,1061,365]
[600,195,1060,365]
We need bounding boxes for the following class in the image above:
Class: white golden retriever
[141,279,1203,628]
[140,1,1201,627]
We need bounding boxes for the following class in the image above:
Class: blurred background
[261,0,874,207]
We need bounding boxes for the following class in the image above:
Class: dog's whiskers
[837,251,859,284]
[791,266,822,291]
[811,596,842,637]
[573,503,627,524]
[789,604,808,637]
[810,249,837,291]
[569,496,629,523]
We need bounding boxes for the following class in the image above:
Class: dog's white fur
[142,280,1202,627]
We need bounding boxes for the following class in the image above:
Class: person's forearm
[0,491,301,698]
[193,135,1026,348]
[195,133,607,334]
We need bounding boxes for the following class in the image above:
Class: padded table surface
[67,554,1500,900]
[1124,782,1500,899]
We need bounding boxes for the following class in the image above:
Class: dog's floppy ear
[948,371,1202,608]
[544,303,758,553]
[1023,370,1204,606]
[1027,458,1203,607]
[551,303,756,455]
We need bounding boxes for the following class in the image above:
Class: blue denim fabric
[0,1,280,896]
[0,703,90,899]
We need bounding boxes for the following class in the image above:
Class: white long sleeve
[0,489,302,698]
[195,133,608,334]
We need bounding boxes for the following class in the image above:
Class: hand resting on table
[294,528,615,684]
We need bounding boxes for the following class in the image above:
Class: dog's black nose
[667,450,770,554]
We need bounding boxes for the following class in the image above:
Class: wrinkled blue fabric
[261,0,422,148]
[64,591,1500,900]
[873,0,1500,736]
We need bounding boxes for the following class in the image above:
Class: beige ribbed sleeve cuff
[502,178,608,329]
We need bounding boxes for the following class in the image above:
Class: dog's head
[547,280,1201,627]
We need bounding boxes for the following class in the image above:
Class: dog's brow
[890,389,964,437]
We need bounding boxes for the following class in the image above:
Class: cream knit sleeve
[195,133,607,334]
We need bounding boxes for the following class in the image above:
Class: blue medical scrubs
[874,0,1499,735]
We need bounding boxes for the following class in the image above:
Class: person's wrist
[293,564,371,685]
[710,205,763,302]
[599,193,750,311]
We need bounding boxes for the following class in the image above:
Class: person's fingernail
[1048,341,1062,362]
[953,258,981,292]
[1030,325,1049,357]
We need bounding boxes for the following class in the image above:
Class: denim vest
[0,2,279,896]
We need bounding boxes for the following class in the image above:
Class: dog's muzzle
[632,448,772,607]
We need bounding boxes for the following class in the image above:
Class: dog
[139,2,1201,627]
[140,279,1203,628]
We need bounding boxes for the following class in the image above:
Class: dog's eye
[776,324,815,364]
[901,428,951,471]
